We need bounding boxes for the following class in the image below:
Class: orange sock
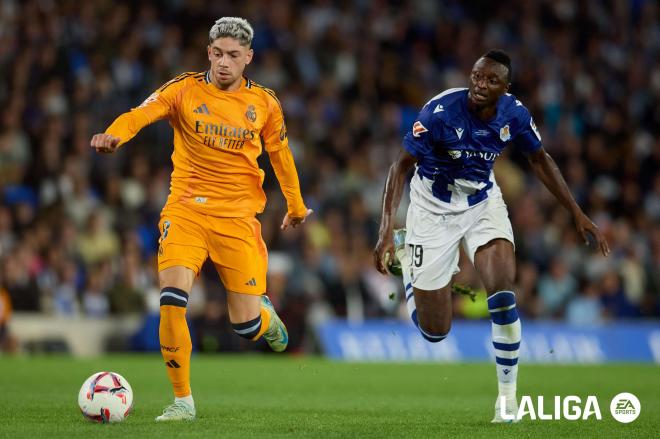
[159,287,192,397]
[253,305,271,340]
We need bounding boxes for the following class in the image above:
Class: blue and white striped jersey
[403,88,542,213]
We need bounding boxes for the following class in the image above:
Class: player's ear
[207,45,212,62]
[505,82,510,93]
[245,48,254,65]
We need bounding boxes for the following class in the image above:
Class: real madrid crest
[499,124,511,142]
[246,104,256,122]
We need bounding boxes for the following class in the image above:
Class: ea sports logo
[610,392,640,423]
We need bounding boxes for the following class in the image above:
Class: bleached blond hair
[209,17,253,47]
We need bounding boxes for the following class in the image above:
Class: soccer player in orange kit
[90,17,312,421]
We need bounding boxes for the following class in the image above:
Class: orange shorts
[157,203,267,295]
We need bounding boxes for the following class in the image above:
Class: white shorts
[405,196,514,290]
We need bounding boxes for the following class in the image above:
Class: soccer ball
[78,371,133,423]
[388,228,406,276]
[387,253,403,276]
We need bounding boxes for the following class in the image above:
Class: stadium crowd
[0,0,658,353]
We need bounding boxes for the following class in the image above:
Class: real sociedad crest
[500,124,511,142]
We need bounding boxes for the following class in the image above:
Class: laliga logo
[499,393,641,422]
[499,396,602,421]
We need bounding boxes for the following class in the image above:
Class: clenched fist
[90,134,121,153]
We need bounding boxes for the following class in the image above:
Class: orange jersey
[105,72,306,218]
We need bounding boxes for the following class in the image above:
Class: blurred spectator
[0,107,31,186]
[566,280,605,326]
[600,272,640,319]
[3,246,40,311]
[514,261,540,318]
[107,245,147,314]
[537,258,577,318]
[76,211,120,266]
[0,206,15,257]
[50,258,80,316]
[81,262,111,318]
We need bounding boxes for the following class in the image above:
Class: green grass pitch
[0,355,657,438]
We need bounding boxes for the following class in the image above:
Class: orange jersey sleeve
[268,147,307,218]
[259,89,307,217]
[104,73,191,146]
[259,88,288,153]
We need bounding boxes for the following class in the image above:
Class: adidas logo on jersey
[245,278,257,286]
[193,103,210,115]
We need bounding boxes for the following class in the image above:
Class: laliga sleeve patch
[138,92,159,108]
[412,121,428,138]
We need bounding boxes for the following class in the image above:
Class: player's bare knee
[226,291,262,323]
[158,266,195,292]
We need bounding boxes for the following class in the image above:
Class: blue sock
[402,260,447,343]
[487,291,521,396]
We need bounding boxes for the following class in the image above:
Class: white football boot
[155,400,196,422]
[491,394,520,423]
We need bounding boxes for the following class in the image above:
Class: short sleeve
[513,106,542,154]
[402,106,438,158]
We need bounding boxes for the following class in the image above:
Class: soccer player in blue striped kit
[374,50,610,422]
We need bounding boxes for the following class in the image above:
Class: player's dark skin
[375,57,609,335]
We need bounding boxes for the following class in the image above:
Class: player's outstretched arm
[268,147,312,230]
[374,150,417,274]
[90,107,165,154]
[91,77,180,154]
[260,88,311,230]
[526,148,610,256]
[90,133,122,154]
